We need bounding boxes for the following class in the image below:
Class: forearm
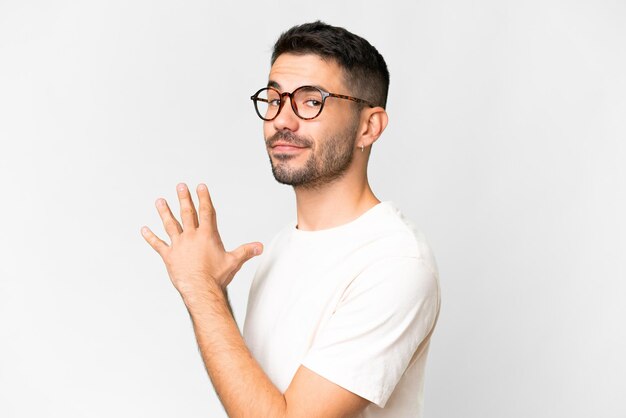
[183,286,287,418]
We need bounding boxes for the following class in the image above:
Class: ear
[357,107,389,148]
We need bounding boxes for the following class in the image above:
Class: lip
[270,142,308,152]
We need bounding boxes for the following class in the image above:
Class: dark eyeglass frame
[250,85,376,121]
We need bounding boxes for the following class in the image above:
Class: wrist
[180,282,227,310]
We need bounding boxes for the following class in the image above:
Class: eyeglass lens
[254,87,324,120]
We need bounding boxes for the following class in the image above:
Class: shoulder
[355,202,439,278]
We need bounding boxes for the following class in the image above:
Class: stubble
[267,120,359,190]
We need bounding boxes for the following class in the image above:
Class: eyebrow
[266,80,330,93]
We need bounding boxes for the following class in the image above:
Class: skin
[142,53,388,417]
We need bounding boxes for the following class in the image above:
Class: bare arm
[142,183,370,418]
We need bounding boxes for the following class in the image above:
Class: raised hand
[141,183,263,300]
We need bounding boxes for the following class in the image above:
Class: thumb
[231,241,264,266]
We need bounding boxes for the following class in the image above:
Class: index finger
[197,183,218,231]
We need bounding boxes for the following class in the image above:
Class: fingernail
[253,247,261,256]
[156,198,165,206]
[177,183,186,191]
[198,184,206,191]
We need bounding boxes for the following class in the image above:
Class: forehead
[268,53,346,92]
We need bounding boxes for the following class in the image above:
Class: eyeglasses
[250,86,375,121]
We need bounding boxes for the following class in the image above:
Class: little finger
[141,226,170,256]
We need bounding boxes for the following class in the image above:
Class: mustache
[266,131,313,148]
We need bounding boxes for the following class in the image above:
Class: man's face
[264,53,360,189]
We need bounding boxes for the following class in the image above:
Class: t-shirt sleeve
[300,256,440,407]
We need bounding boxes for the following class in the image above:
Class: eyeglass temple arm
[327,93,375,108]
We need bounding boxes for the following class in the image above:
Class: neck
[293,169,380,231]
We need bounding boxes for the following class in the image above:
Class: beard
[266,120,359,189]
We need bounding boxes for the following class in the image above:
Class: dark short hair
[271,21,390,109]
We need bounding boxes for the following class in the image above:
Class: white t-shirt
[243,202,440,418]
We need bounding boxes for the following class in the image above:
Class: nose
[271,94,300,132]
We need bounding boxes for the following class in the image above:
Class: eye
[268,98,281,107]
[304,98,322,108]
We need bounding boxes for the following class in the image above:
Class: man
[142,21,440,418]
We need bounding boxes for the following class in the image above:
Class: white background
[1,1,624,417]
